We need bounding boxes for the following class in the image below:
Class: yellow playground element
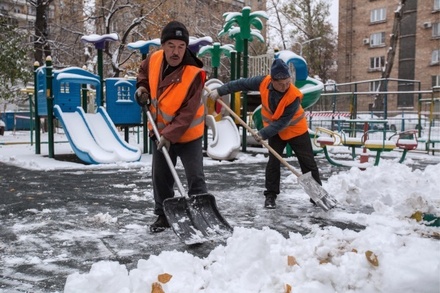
[205,91,241,121]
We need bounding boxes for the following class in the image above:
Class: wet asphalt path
[0,154,436,293]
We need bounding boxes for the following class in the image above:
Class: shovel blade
[163,193,233,245]
[297,172,337,211]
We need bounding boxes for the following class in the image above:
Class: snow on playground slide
[85,107,141,162]
[205,115,240,161]
[54,105,141,164]
[203,79,241,161]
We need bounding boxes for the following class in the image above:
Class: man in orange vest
[135,21,208,232]
[209,59,322,209]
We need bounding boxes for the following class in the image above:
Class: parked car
[387,114,428,131]
[331,114,388,131]
[356,114,389,130]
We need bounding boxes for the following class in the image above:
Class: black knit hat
[160,21,189,45]
[271,59,291,80]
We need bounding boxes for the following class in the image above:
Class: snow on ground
[1,131,440,293]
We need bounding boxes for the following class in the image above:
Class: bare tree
[266,0,296,50]
[26,0,264,79]
[28,0,53,66]
[281,0,336,82]
[89,0,169,77]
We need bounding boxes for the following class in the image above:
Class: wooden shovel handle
[214,97,301,177]
[143,106,187,197]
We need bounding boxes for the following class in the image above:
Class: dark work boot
[264,194,276,209]
[310,198,317,206]
[149,214,170,233]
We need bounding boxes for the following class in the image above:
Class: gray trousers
[152,137,207,215]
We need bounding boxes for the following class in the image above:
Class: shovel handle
[212,95,302,177]
[143,106,187,197]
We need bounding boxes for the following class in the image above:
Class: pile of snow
[64,163,440,293]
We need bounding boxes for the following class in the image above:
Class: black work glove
[135,86,150,107]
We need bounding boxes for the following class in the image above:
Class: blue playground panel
[35,66,140,126]
[105,78,142,125]
[36,67,101,115]
[53,67,101,113]
[36,66,47,116]
[36,66,101,116]
[0,112,31,131]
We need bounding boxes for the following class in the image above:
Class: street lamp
[291,36,322,56]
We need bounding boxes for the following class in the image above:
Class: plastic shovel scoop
[297,172,337,211]
[163,193,233,245]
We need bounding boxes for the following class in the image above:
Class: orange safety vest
[148,50,206,143]
[259,75,308,140]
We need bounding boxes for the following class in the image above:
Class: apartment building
[0,0,87,68]
[0,0,36,36]
[337,0,440,112]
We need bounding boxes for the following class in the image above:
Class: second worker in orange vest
[209,59,322,209]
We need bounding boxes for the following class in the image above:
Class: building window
[432,50,440,64]
[435,0,440,11]
[433,23,440,37]
[369,80,381,91]
[370,8,386,23]
[370,56,385,71]
[370,32,385,47]
[432,75,440,87]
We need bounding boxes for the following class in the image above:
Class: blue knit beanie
[271,59,290,80]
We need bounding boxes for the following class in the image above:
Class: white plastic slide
[205,115,240,161]
[54,105,141,164]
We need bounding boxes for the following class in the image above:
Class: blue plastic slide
[54,105,141,164]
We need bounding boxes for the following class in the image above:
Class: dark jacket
[216,76,301,139]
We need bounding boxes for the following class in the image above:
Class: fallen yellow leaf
[151,282,164,293]
[287,255,298,266]
[365,250,379,267]
[411,211,423,222]
[285,283,292,293]
[158,273,172,284]
[319,258,330,264]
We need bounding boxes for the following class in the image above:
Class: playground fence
[306,89,440,154]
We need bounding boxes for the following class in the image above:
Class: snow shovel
[215,98,337,211]
[143,106,233,245]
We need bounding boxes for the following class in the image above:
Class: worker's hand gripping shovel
[142,105,233,245]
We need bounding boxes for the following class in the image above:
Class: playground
[1,38,438,169]
[0,2,438,168]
